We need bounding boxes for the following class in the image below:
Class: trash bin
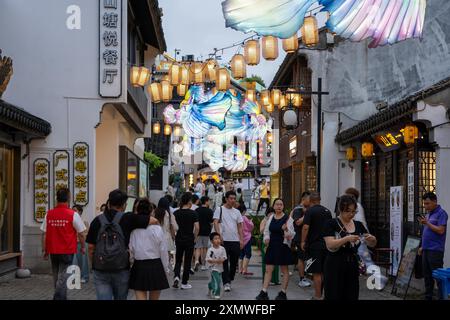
[432,268,450,300]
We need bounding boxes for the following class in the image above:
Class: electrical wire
[311,96,367,122]
[171,3,326,68]
[155,3,326,79]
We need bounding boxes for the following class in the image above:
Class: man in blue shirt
[418,192,448,300]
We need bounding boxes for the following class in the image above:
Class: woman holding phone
[323,195,377,300]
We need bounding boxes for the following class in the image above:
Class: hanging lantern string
[210,33,259,58]
[153,4,326,79]
[206,4,324,57]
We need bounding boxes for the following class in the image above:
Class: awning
[0,99,51,138]
[335,77,450,145]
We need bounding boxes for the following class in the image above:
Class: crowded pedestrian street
[0,249,402,300]
[1,0,450,311]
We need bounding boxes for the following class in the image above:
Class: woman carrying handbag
[323,195,377,300]
[256,198,296,300]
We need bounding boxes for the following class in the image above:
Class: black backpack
[93,212,128,271]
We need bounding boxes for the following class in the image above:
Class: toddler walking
[206,232,227,299]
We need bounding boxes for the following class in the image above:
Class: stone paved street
[0,249,406,300]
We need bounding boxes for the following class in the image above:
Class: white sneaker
[201,265,208,271]
[213,295,221,300]
[224,283,231,292]
[172,277,180,289]
[181,284,192,290]
[298,279,312,288]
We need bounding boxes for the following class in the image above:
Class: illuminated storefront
[359,123,434,248]
[336,78,450,249]
[119,146,149,211]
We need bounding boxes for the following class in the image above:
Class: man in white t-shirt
[213,191,244,292]
[195,178,204,197]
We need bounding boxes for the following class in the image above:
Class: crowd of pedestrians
[40,179,447,301]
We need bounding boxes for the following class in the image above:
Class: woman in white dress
[157,197,178,268]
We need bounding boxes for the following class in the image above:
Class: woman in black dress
[323,195,377,300]
[256,198,295,300]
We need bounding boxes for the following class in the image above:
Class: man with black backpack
[86,189,158,300]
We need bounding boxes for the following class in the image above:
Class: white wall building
[0,0,166,273]
[297,0,450,271]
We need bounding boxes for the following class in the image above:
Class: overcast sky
[160,0,289,87]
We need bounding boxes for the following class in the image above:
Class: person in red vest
[40,187,87,300]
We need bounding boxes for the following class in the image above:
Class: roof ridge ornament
[0,50,13,98]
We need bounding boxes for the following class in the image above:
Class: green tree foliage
[144,151,164,174]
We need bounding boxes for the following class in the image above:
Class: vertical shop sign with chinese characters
[99,0,122,97]
[34,159,50,223]
[73,143,89,206]
[407,161,415,222]
[53,151,70,206]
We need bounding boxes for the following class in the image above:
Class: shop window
[306,165,316,192]
[399,149,415,237]
[0,144,13,254]
[126,150,138,197]
[418,150,436,215]
[362,158,380,244]
[119,146,139,198]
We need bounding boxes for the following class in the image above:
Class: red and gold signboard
[34,159,50,223]
[73,142,89,206]
[53,150,70,206]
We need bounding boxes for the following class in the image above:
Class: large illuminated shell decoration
[221,0,427,48]
[164,85,271,171]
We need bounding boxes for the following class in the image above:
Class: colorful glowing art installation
[165,85,272,172]
[222,0,427,48]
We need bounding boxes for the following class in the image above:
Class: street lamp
[281,104,299,130]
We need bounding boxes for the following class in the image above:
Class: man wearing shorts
[291,191,312,288]
[194,196,214,271]
[301,192,332,300]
